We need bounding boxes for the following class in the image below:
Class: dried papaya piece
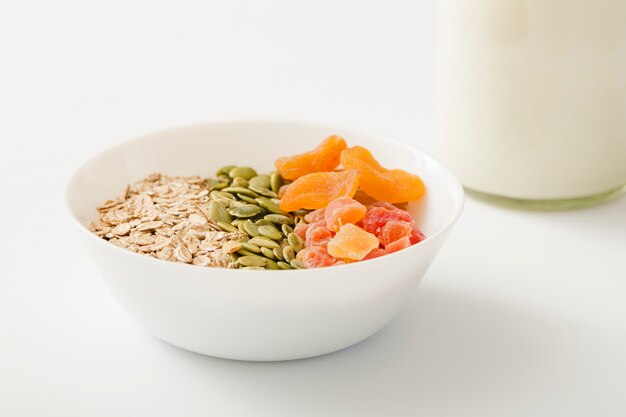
[279,169,360,212]
[385,236,412,254]
[324,197,367,232]
[379,220,413,246]
[305,221,333,248]
[297,246,337,268]
[327,223,380,261]
[275,135,348,180]
[363,247,386,260]
[304,208,326,223]
[340,146,425,203]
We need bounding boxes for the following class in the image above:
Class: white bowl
[66,121,464,361]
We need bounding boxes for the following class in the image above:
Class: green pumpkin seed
[256,197,288,215]
[212,182,228,190]
[242,266,265,270]
[208,201,231,223]
[282,246,296,262]
[255,219,274,227]
[273,247,285,261]
[231,177,249,188]
[217,190,237,200]
[217,165,237,176]
[238,255,267,267]
[270,198,281,206]
[217,221,238,233]
[265,258,279,270]
[228,199,247,209]
[270,172,283,193]
[287,233,304,252]
[237,221,247,234]
[207,178,225,190]
[248,184,278,198]
[242,220,259,237]
[217,174,232,183]
[241,241,261,253]
[237,194,258,204]
[210,190,228,201]
[264,213,294,225]
[230,219,246,226]
[222,187,259,198]
[258,225,283,240]
[237,248,260,257]
[281,224,294,235]
[249,175,271,189]
[229,167,257,180]
[249,236,280,249]
[261,247,276,260]
[277,261,292,270]
[229,204,263,218]
[290,259,305,269]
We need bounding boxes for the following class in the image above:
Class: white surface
[66,121,463,360]
[1,1,625,416]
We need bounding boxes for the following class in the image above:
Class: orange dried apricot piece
[327,224,380,261]
[324,197,367,232]
[340,146,425,203]
[275,135,348,180]
[279,169,360,212]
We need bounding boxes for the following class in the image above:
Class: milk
[436,0,626,202]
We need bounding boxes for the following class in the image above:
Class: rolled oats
[91,173,244,268]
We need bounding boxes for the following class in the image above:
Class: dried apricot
[327,224,380,261]
[324,197,367,232]
[379,220,413,246]
[352,190,378,206]
[297,246,337,268]
[279,169,360,212]
[362,206,413,235]
[340,146,425,203]
[385,236,412,254]
[275,135,347,180]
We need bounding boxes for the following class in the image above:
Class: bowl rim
[65,119,465,274]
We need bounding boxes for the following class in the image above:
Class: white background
[1,1,625,416]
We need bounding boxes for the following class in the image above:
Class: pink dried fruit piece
[327,223,380,261]
[363,247,386,260]
[297,246,337,268]
[385,236,412,254]
[410,224,426,244]
[294,221,309,239]
[305,222,333,248]
[304,208,326,223]
[379,220,413,247]
[362,206,413,235]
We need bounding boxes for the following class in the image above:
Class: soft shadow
[469,192,626,247]
[152,287,571,416]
